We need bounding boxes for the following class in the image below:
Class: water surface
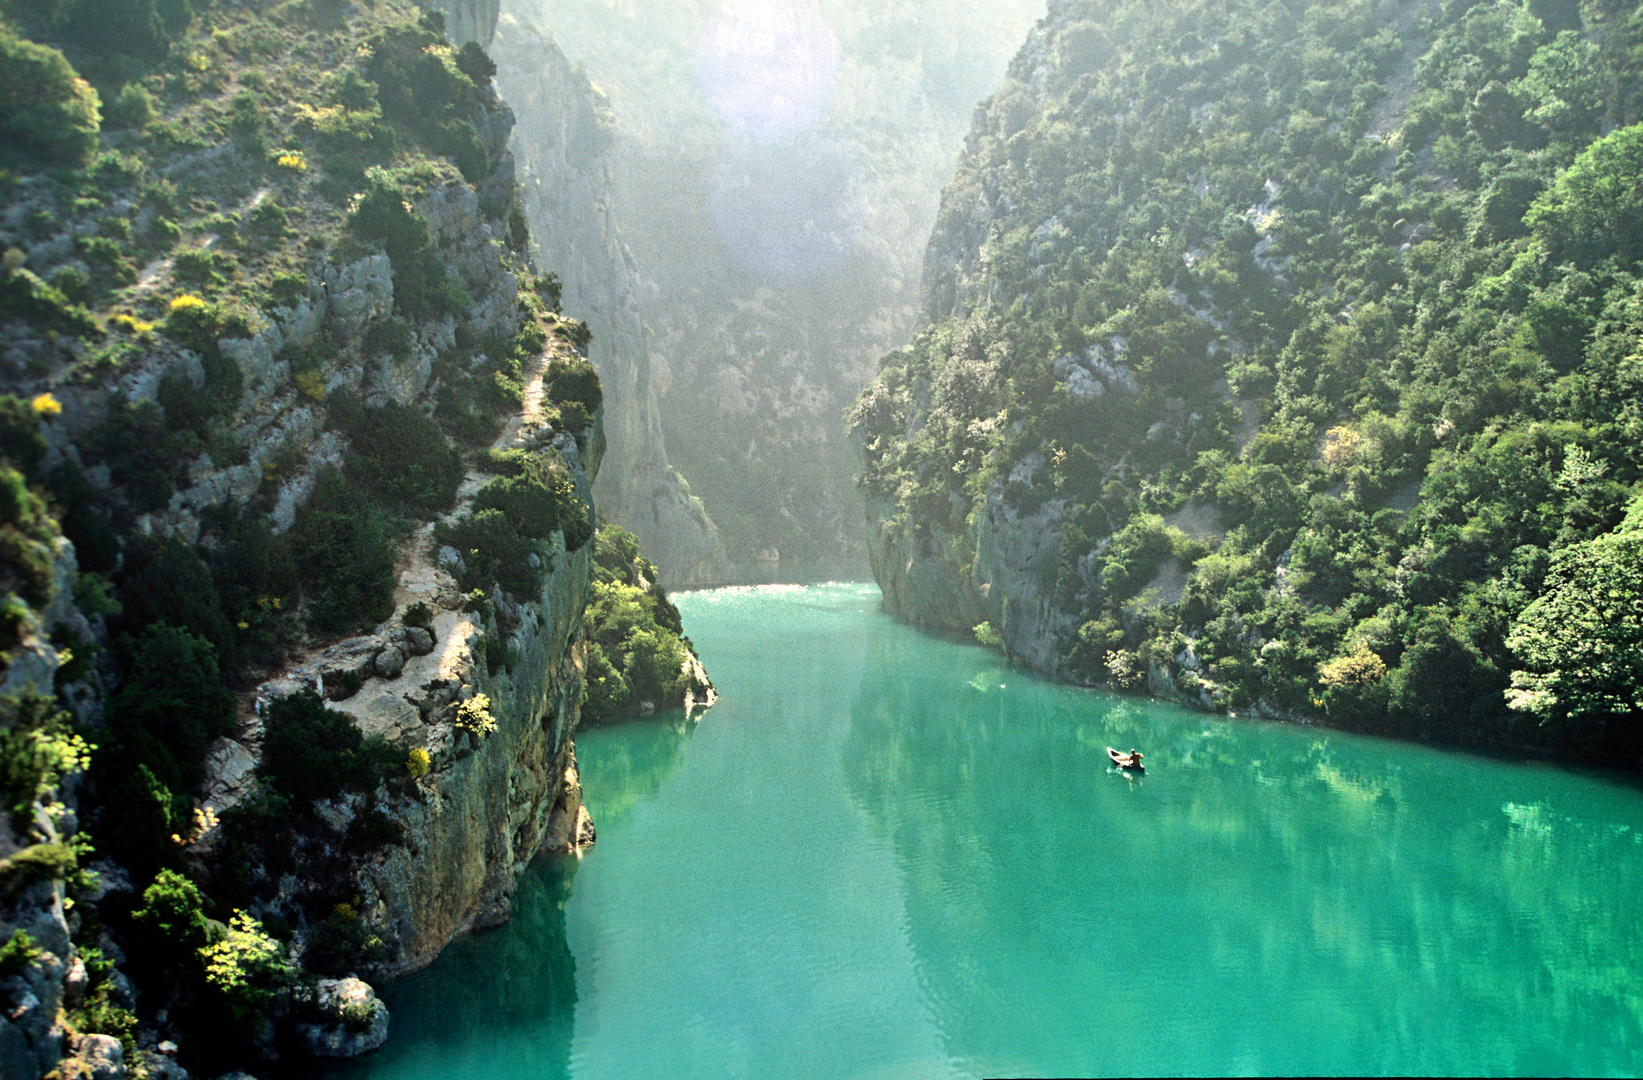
[326,582,1643,1078]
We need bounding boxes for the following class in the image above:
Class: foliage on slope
[851,0,1643,762]
[582,522,711,723]
[0,0,638,1072]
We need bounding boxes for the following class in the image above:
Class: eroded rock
[297,977,389,1058]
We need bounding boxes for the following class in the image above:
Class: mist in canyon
[497,0,1044,584]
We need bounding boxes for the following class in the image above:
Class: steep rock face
[0,538,88,1080]
[493,18,731,586]
[496,0,1044,580]
[864,478,1070,672]
[422,0,501,44]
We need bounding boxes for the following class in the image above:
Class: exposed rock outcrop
[298,977,390,1058]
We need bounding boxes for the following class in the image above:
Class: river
[317,582,1643,1078]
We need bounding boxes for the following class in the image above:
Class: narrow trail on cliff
[203,341,573,817]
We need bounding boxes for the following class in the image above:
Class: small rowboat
[1107,746,1144,771]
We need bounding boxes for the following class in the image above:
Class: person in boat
[1108,746,1143,768]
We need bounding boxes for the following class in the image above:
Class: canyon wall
[493,18,732,585]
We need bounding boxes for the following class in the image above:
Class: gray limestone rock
[297,978,390,1058]
[373,646,405,680]
[437,545,466,575]
[61,1034,123,1080]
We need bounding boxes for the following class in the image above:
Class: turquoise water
[322,583,1643,1078]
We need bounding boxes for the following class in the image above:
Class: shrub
[546,356,602,417]
[259,688,371,804]
[115,536,234,663]
[581,579,694,722]
[107,623,236,786]
[132,868,211,955]
[0,269,99,338]
[455,42,496,87]
[435,508,538,598]
[199,911,294,1011]
[0,930,40,976]
[91,762,185,886]
[454,693,495,737]
[0,395,46,478]
[103,81,156,129]
[406,746,430,778]
[472,453,585,542]
[0,692,92,828]
[330,393,462,513]
[0,32,100,168]
[0,841,81,897]
[0,465,60,609]
[85,398,179,513]
[303,902,385,977]
[288,467,397,633]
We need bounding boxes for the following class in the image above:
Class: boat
[1107,746,1144,771]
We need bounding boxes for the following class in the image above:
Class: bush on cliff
[472,450,588,545]
[0,31,101,168]
[288,467,397,634]
[106,623,236,788]
[330,391,463,513]
[258,688,372,805]
[580,526,702,724]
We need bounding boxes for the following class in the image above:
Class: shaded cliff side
[492,16,731,586]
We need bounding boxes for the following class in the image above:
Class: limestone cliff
[492,17,732,587]
[0,0,638,1072]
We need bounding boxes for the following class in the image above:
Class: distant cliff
[493,16,731,586]
[496,0,1045,580]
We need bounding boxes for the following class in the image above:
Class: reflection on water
[576,713,697,830]
[308,584,1643,1079]
[310,858,580,1080]
[841,617,1643,1077]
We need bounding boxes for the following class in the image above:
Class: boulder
[61,1033,123,1080]
[297,977,390,1058]
[373,646,406,680]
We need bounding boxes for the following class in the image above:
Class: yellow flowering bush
[454,693,496,737]
[110,313,155,336]
[30,393,61,417]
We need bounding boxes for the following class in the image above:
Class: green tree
[1506,527,1643,728]
[0,31,100,167]
[1525,123,1643,266]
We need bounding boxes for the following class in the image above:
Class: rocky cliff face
[0,1,618,1072]
[495,0,1044,580]
[422,0,501,45]
[242,404,602,977]
[492,17,731,586]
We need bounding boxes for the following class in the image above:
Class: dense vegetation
[852,0,1643,763]
[0,0,669,1073]
[582,523,710,723]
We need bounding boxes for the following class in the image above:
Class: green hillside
[851,0,1643,763]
